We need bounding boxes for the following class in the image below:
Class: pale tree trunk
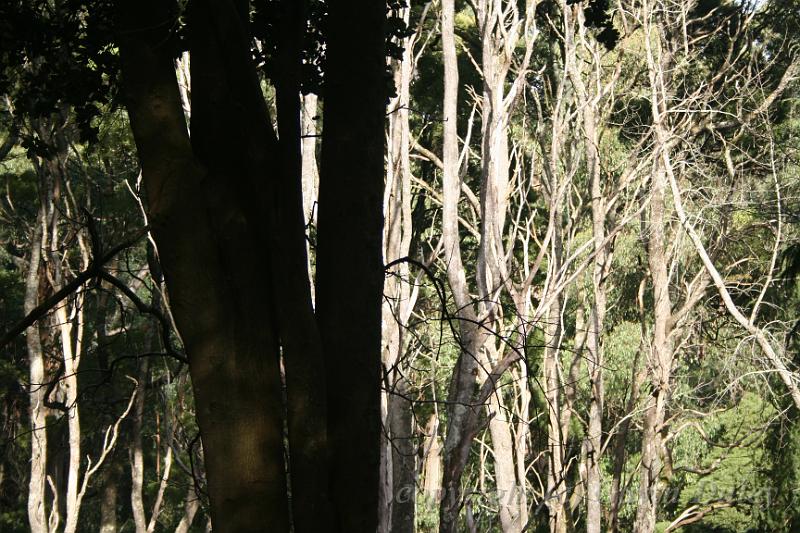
[24,116,126,533]
[635,7,675,530]
[96,277,120,533]
[176,51,191,122]
[55,300,83,533]
[438,1,537,529]
[26,206,48,533]
[174,484,201,533]
[44,149,89,533]
[634,158,673,533]
[130,358,148,533]
[512,361,530,529]
[531,10,579,527]
[567,6,608,531]
[432,0,539,528]
[475,3,527,530]
[301,92,319,228]
[388,385,415,533]
[422,414,443,499]
[543,294,567,533]
[380,5,417,530]
[438,1,486,530]
[483,345,527,533]
[634,144,673,532]
[301,92,319,302]
[147,444,173,533]
[539,91,569,532]
[130,343,175,533]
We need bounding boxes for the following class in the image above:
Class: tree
[116,0,387,531]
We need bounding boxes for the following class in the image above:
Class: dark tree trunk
[272,1,332,530]
[117,2,289,531]
[118,0,387,531]
[316,0,387,531]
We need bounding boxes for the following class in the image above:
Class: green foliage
[665,393,776,532]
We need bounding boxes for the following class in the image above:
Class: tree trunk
[438,1,487,529]
[118,3,290,530]
[301,91,319,302]
[635,11,675,529]
[381,7,417,530]
[422,414,443,499]
[99,460,120,533]
[389,380,416,533]
[25,206,48,533]
[315,1,387,531]
[119,1,387,531]
[544,295,568,533]
[174,484,201,533]
[130,357,148,533]
[570,10,608,529]
[634,159,673,533]
[301,92,319,228]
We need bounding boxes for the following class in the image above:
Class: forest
[1,0,800,531]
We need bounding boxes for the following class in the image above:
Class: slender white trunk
[174,485,201,533]
[131,359,148,533]
[57,303,82,533]
[26,209,48,533]
[422,414,443,499]
[301,92,319,227]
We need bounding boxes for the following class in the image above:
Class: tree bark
[438,1,487,530]
[119,1,388,531]
[130,357,148,533]
[634,160,673,533]
[118,2,290,530]
[635,10,675,530]
[98,456,121,533]
[381,6,417,530]
[174,484,201,533]
[301,92,319,228]
[315,1,387,531]
[567,8,608,530]
[26,206,48,533]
